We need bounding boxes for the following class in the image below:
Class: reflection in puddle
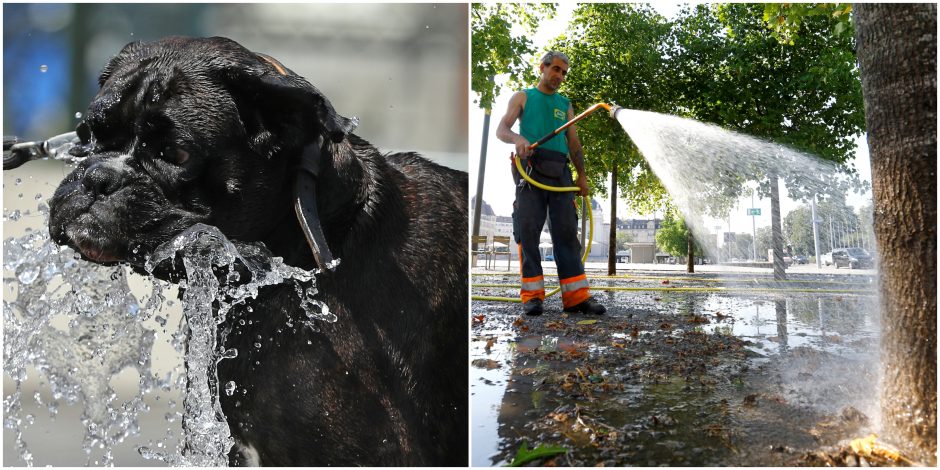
[472,275,880,466]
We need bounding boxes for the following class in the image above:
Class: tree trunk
[770,175,787,281]
[855,4,937,463]
[686,230,694,273]
[608,164,618,275]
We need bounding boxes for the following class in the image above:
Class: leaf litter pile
[470,271,912,466]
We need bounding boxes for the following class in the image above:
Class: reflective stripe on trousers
[559,273,590,308]
[520,275,545,303]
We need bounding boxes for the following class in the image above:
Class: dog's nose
[81,161,125,196]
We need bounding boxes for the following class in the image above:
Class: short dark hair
[540,51,570,67]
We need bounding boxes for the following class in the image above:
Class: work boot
[523,298,544,316]
[565,296,606,315]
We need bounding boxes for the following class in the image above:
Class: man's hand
[576,172,589,196]
[514,135,533,159]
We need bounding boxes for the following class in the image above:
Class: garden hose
[473,103,623,303]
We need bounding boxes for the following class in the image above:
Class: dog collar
[293,135,336,272]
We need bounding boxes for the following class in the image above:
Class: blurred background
[3,3,467,466]
[3,3,468,166]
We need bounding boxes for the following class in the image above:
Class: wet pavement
[471,267,882,466]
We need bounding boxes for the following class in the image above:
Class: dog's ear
[213,46,358,158]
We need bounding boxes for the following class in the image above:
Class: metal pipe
[527,102,621,151]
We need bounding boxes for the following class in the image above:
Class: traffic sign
[747,208,761,216]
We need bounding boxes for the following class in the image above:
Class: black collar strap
[293,135,336,272]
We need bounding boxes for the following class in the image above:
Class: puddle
[471,272,880,466]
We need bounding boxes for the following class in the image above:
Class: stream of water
[614,108,862,262]
[3,192,334,466]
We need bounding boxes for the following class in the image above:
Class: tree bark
[608,164,618,275]
[686,230,694,273]
[770,175,787,281]
[855,4,937,464]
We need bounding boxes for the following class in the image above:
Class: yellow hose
[472,283,876,295]
[471,151,594,303]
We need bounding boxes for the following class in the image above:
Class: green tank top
[520,88,570,155]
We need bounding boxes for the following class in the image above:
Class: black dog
[47,36,468,466]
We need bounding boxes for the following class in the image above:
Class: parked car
[821,252,833,266]
[831,247,873,269]
[792,255,808,264]
[616,250,630,263]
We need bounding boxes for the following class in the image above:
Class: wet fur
[47,37,468,466]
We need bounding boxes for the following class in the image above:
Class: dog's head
[48,36,357,268]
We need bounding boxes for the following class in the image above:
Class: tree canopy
[470,3,556,110]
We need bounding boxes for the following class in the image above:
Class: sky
[468,3,873,240]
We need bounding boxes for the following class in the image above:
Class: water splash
[143,223,334,465]
[4,208,334,465]
[614,109,846,261]
[4,228,167,466]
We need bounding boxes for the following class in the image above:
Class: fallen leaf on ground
[508,442,567,467]
[577,319,599,325]
[470,359,501,370]
[484,337,496,352]
[472,314,485,323]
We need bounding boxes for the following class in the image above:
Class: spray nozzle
[608,104,623,119]
[4,131,81,170]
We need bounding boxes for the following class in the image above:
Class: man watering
[496,51,606,316]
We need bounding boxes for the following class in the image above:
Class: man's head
[538,51,569,93]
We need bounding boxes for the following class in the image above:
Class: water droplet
[224,381,236,396]
[34,193,42,200]
[220,348,238,359]
[154,316,167,327]
[39,64,48,73]
[8,209,22,221]
[74,112,83,119]
[425,25,430,29]
[15,178,22,185]
[253,342,261,349]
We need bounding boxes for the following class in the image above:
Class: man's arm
[565,103,589,196]
[495,91,532,158]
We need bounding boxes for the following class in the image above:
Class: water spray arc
[473,103,624,303]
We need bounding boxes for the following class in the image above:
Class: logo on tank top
[554,108,565,120]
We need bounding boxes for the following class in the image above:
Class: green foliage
[762,3,854,45]
[783,195,865,254]
[470,3,557,110]
[670,4,866,203]
[552,4,673,211]
[616,229,635,251]
[655,211,705,258]
[755,226,773,259]
[783,206,815,255]
[507,442,567,467]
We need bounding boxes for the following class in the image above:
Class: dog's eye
[175,148,190,164]
[161,146,189,165]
